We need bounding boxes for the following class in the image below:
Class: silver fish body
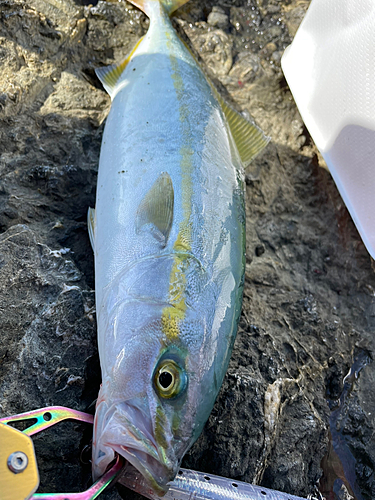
[91,0,267,494]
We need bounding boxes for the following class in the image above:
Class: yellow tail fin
[128,0,190,16]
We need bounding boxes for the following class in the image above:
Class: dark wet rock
[0,224,97,492]
[1,1,375,499]
[207,6,229,30]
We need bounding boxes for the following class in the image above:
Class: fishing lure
[120,462,308,500]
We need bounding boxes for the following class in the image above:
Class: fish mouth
[113,445,175,496]
[92,399,177,496]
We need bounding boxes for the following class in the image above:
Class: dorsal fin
[87,207,96,252]
[136,172,174,246]
[215,91,270,167]
[177,37,270,167]
[95,37,143,98]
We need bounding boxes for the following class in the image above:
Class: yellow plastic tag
[0,423,39,500]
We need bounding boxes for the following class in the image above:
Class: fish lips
[92,399,178,496]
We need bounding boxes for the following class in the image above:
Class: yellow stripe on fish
[161,41,194,342]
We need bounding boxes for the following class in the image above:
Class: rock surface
[0,1,374,499]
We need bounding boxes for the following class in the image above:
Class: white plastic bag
[282,0,375,258]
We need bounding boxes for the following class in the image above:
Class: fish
[89,0,269,495]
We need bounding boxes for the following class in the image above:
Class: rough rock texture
[0,1,374,499]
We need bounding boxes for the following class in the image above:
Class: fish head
[92,307,221,496]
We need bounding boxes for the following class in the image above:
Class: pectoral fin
[136,172,174,247]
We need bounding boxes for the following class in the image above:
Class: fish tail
[127,0,190,16]
[96,0,189,96]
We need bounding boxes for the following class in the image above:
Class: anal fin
[96,37,143,98]
[87,207,96,252]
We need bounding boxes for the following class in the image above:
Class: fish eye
[154,359,186,399]
[159,370,173,390]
